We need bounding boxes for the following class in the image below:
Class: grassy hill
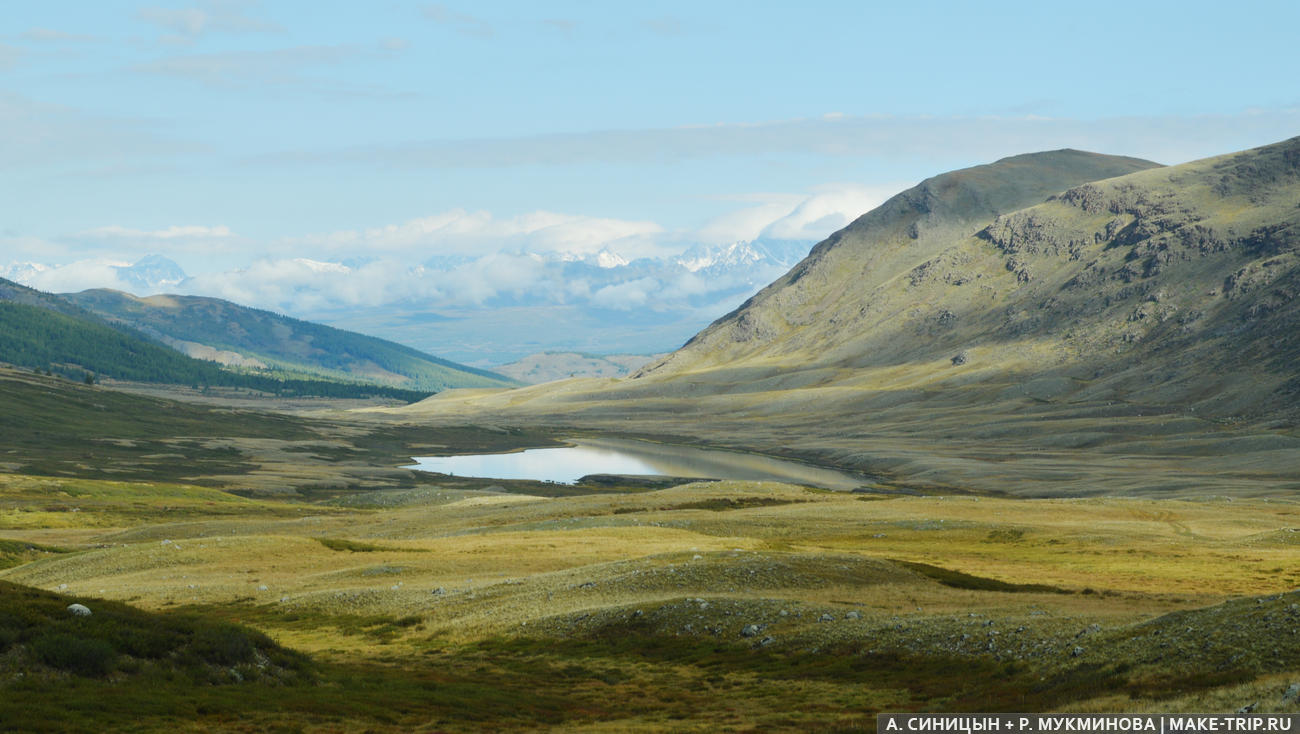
[65,289,515,391]
[389,138,1300,498]
[0,276,507,399]
[638,137,1300,420]
[642,147,1163,374]
[0,296,430,401]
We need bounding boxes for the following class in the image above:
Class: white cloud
[14,259,134,294]
[693,194,805,245]
[177,251,558,312]
[288,209,663,259]
[133,45,366,89]
[0,44,22,70]
[12,184,881,315]
[692,184,900,245]
[276,189,871,267]
[137,1,283,43]
[423,4,495,38]
[20,28,100,43]
[0,93,199,170]
[759,185,899,241]
[590,277,657,310]
[259,109,1300,173]
[82,224,234,240]
[0,234,73,262]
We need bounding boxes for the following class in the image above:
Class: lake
[406,437,865,490]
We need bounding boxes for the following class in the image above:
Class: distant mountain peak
[594,250,629,269]
[676,240,811,274]
[116,255,187,295]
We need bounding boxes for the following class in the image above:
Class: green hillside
[0,283,431,401]
[65,289,515,391]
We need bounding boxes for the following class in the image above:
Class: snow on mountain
[0,262,51,283]
[115,255,187,294]
[594,250,629,269]
[2,255,187,296]
[291,258,351,274]
[676,240,810,274]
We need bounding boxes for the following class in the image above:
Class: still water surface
[406,437,864,490]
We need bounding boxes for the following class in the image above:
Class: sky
[3,1,1299,352]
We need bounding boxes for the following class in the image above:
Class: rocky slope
[640,148,1162,375]
[631,137,1300,423]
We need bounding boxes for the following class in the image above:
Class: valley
[2,137,1299,731]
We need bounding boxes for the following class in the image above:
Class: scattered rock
[1071,646,1085,657]
[1282,683,1300,703]
[56,584,68,592]
[951,350,970,366]
[66,603,91,617]
[758,636,775,647]
[1237,702,1258,714]
[819,613,835,623]
[845,611,861,620]
[257,585,269,591]
[741,624,761,638]
[431,587,446,595]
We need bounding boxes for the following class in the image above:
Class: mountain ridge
[640,148,1163,376]
[391,138,1300,498]
[0,277,509,397]
[63,289,515,391]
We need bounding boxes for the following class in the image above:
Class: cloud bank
[4,181,881,321]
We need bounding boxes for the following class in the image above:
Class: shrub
[190,625,257,666]
[31,633,118,677]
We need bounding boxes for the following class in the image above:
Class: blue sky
[3,0,1299,319]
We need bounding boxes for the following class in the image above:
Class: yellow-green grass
[5,480,1297,635]
[0,473,310,530]
[2,477,1298,729]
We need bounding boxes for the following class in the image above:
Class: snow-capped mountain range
[2,239,815,364]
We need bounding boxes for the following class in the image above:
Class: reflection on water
[406,437,864,490]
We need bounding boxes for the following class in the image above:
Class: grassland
[0,366,561,495]
[1,468,1297,731]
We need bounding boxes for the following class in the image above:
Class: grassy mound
[0,539,68,571]
[0,580,311,684]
